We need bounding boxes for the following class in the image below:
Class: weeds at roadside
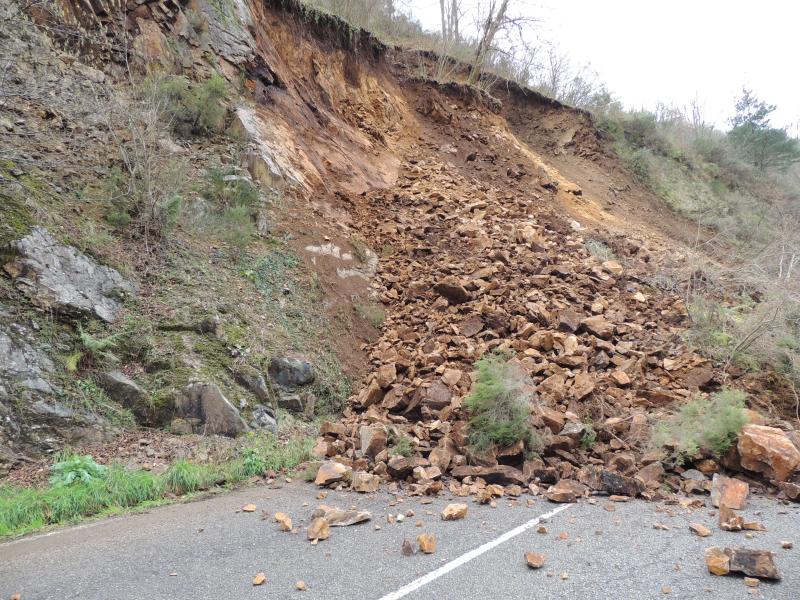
[0,432,314,538]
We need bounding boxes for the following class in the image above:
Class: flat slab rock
[3,227,136,323]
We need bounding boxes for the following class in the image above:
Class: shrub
[585,239,615,262]
[463,354,537,451]
[390,436,413,458]
[157,74,228,136]
[651,389,748,464]
[50,455,108,487]
[354,302,386,327]
[65,326,121,372]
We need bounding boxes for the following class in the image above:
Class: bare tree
[468,0,511,85]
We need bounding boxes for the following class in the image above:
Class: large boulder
[2,227,136,323]
[97,370,146,408]
[737,424,800,482]
[173,383,248,437]
[268,357,315,388]
[250,404,278,434]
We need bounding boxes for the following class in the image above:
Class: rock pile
[310,143,800,501]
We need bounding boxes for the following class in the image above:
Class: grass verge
[0,433,314,539]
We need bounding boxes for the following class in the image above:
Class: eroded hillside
[1,0,798,513]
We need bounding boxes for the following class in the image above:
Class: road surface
[2,481,798,599]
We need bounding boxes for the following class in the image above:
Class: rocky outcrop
[0,303,109,471]
[3,228,136,323]
[98,371,146,409]
[268,357,316,414]
[172,383,248,437]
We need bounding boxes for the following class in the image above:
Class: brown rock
[545,480,586,503]
[635,462,665,488]
[711,474,749,510]
[307,517,330,541]
[705,547,730,576]
[441,503,468,521]
[450,465,526,486]
[727,548,781,580]
[558,309,581,333]
[609,370,631,387]
[314,462,351,486]
[525,552,546,569]
[312,505,371,526]
[274,512,292,531]
[602,260,624,275]
[689,523,712,537]
[296,581,307,591]
[434,281,470,304]
[571,372,595,399]
[401,538,416,556]
[719,505,745,531]
[429,444,454,472]
[417,534,437,554]
[376,363,397,388]
[352,471,381,493]
[242,504,257,513]
[360,425,388,459]
[737,425,800,482]
[358,379,384,408]
[539,407,566,435]
[600,470,644,497]
[253,572,267,586]
[387,456,428,479]
[581,315,614,340]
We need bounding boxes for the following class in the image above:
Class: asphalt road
[2,481,798,600]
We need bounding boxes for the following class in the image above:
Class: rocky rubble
[308,137,800,503]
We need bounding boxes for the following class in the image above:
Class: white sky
[404,0,800,132]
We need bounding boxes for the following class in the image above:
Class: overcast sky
[404,0,800,132]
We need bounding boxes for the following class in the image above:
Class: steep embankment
[1,0,798,500]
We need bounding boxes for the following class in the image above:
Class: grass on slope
[0,434,314,539]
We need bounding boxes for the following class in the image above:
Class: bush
[50,455,108,487]
[201,167,260,257]
[463,354,537,451]
[157,74,228,136]
[651,389,748,464]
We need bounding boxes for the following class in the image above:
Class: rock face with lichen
[3,227,136,323]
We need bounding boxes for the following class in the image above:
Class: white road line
[377,503,572,600]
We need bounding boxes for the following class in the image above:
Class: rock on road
[2,482,798,599]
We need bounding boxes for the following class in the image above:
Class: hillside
[1,0,799,539]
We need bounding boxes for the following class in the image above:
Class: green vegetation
[64,326,120,373]
[201,167,260,257]
[463,353,538,452]
[0,433,314,538]
[49,455,108,487]
[580,421,597,450]
[244,244,351,414]
[651,389,748,464]
[388,433,413,458]
[354,301,386,328]
[584,239,615,263]
[156,74,229,136]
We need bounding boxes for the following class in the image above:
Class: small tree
[728,89,800,171]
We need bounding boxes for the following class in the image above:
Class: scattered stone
[417,534,437,554]
[242,504,257,513]
[275,512,292,531]
[689,523,712,537]
[719,505,744,531]
[706,547,780,580]
[253,572,266,586]
[307,518,330,541]
[311,505,371,527]
[441,503,468,521]
[314,462,352,486]
[352,471,381,493]
[545,480,585,503]
[401,538,416,556]
[296,581,307,591]
[525,552,546,569]
[781,540,793,549]
[743,577,759,588]
[710,474,749,510]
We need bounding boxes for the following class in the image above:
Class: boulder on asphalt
[3,227,136,322]
[545,479,586,503]
[737,424,800,482]
[352,471,381,493]
[450,465,527,487]
[314,461,352,486]
[706,547,780,580]
[441,503,468,521]
[307,517,330,541]
[172,383,247,437]
[710,474,749,509]
[311,505,371,526]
